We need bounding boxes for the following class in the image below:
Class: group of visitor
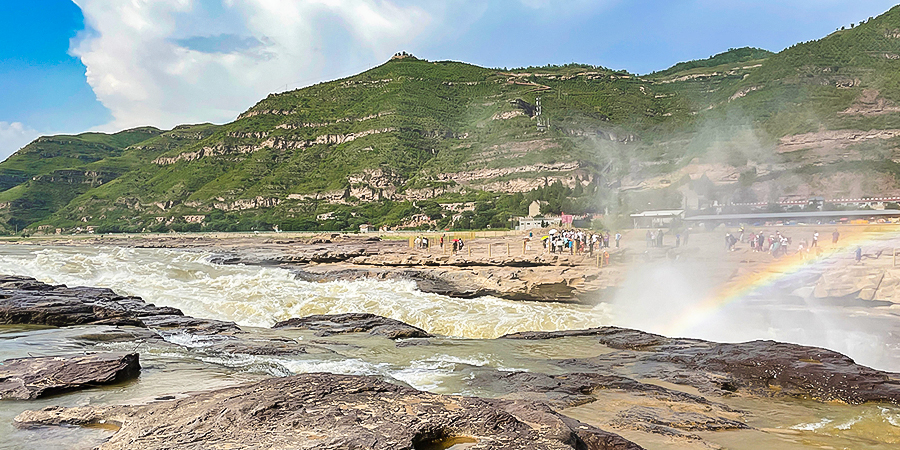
[544,229,619,255]
[413,235,429,249]
[743,230,793,255]
[451,238,465,253]
[739,229,838,257]
[645,228,689,248]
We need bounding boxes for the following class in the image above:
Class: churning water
[2,244,900,450]
[0,245,611,338]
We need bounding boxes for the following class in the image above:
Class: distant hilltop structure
[391,51,416,60]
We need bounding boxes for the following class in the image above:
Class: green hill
[4,5,900,234]
[0,125,219,230]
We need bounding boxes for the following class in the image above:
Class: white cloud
[0,122,40,162]
[71,0,433,131]
[518,0,599,9]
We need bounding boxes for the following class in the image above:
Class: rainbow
[661,226,900,337]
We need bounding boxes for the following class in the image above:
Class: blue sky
[1,0,898,160]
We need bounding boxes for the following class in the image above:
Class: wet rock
[138,314,239,334]
[467,371,720,409]
[72,327,160,343]
[502,326,669,350]
[650,339,900,404]
[273,313,432,339]
[527,327,900,405]
[612,406,747,432]
[204,336,314,356]
[155,329,319,357]
[15,373,643,450]
[465,370,748,438]
[608,406,748,441]
[0,353,140,400]
[0,275,239,333]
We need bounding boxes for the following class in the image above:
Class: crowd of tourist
[542,229,620,255]
[730,228,840,258]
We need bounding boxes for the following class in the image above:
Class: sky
[1,0,898,160]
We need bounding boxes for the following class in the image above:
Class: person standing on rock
[414,236,421,249]
[615,232,621,248]
[811,231,818,248]
[833,230,840,244]
[856,246,862,263]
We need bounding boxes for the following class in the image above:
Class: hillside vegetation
[3,5,900,233]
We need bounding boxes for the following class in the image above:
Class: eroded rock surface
[15,373,643,450]
[0,353,139,400]
[504,326,900,405]
[292,263,599,302]
[0,275,237,333]
[649,339,900,404]
[466,369,749,439]
[273,312,432,339]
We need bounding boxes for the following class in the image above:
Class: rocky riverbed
[2,233,622,303]
[10,224,900,308]
[4,275,900,449]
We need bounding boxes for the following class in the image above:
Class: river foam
[0,245,611,339]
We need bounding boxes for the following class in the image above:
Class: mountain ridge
[4,5,900,233]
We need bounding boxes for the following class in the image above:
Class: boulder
[15,373,643,450]
[0,353,140,400]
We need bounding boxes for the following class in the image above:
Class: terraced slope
[20,56,689,232]
[2,5,900,233]
[0,125,219,229]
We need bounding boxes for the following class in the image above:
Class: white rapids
[0,245,612,339]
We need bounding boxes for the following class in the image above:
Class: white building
[516,216,562,231]
[630,210,684,228]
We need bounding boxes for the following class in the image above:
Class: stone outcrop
[504,326,900,405]
[650,339,900,404]
[437,161,580,184]
[153,128,396,165]
[15,373,643,450]
[0,275,327,358]
[778,129,900,153]
[0,353,140,400]
[0,275,238,333]
[273,313,432,339]
[291,263,601,303]
[201,236,613,303]
[813,265,886,300]
[839,89,900,115]
[466,371,749,439]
